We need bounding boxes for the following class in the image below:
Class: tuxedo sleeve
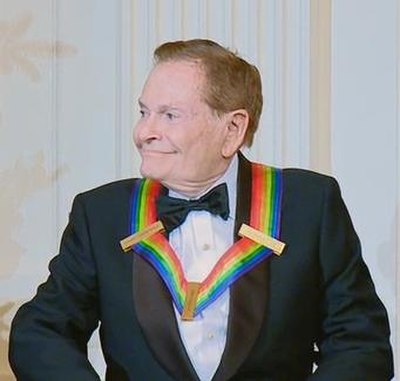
[308,178,393,380]
[9,195,101,380]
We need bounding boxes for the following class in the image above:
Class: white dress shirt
[169,155,238,381]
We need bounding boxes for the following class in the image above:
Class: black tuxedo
[9,154,393,380]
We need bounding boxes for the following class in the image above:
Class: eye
[166,112,176,120]
[139,109,147,118]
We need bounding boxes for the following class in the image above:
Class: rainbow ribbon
[129,163,283,317]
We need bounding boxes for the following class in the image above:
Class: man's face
[134,60,231,194]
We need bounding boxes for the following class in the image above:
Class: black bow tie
[156,183,230,233]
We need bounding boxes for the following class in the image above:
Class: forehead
[140,60,206,106]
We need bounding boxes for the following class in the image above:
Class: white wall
[0,0,398,379]
[331,3,399,376]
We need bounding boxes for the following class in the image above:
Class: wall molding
[396,0,400,374]
[115,0,132,179]
[310,0,332,174]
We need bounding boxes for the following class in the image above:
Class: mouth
[140,149,177,156]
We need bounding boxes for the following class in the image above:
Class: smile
[140,149,176,155]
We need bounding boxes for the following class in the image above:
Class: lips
[140,149,176,155]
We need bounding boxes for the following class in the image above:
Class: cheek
[195,127,224,155]
[132,124,141,146]
[171,118,223,158]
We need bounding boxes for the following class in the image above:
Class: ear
[221,109,249,158]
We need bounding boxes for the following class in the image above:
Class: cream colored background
[0,0,398,380]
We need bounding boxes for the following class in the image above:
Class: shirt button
[202,243,211,251]
[207,332,214,340]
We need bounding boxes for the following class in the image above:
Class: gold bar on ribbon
[238,224,285,255]
[181,282,201,321]
[120,221,165,252]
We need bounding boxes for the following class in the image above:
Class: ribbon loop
[123,163,284,319]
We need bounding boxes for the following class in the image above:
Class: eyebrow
[138,100,148,109]
[138,99,182,113]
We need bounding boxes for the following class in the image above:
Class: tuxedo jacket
[9,154,393,380]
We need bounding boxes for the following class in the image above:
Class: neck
[162,164,231,198]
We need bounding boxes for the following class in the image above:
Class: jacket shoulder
[282,167,340,193]
[73,178,141,210]
[283,167,336,183]
[280,168,344,213]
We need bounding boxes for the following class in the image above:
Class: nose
[133,114,161,147]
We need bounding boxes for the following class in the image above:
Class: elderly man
[9,39,393,380]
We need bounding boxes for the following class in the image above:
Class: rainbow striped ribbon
[129,163,283,317]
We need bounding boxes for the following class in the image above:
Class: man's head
[152,39,263,147]
[134,39,263,195]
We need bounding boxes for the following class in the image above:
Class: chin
[139,155,175,180]
[139,165,165,182]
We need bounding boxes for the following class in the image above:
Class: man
[9,39,393,380]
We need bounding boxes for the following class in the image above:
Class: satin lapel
[132,246,200,381]
[131,189,200,381]
[213,152,270,381]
